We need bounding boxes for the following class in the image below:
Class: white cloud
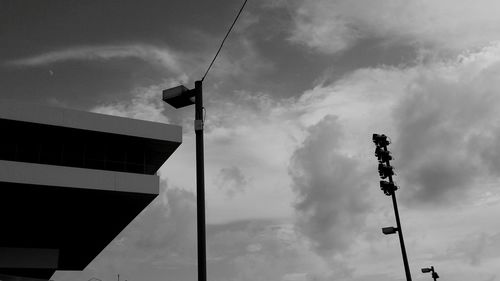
[7,44,185,74]
[392,42,500,206]
[287,42,500,208]
[285,0,500,54]
[92,84,169,123]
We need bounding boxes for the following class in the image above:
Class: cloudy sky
[3,0,500,280]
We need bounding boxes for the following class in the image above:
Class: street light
[162,80,206,281]
[421,266,439,281]
[372,133,412,281]
[162,85,196,108]
[382,226,398,235]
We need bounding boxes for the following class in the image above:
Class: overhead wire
[201,0,249,82]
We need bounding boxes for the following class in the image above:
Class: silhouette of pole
[373,134,412,281]
[194,80,207,281]
[390,188,412,281]
[383,144,412,281]
[162,80,206,281]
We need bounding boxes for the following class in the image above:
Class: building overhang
[0,101,183,280]
[0,160,160,278]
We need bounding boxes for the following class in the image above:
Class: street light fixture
[162,80,206,281]
[421,266,439,281]
[162,85,196,108]
[382,226,398,235]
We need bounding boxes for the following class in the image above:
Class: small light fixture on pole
[382,226,398,235]
[163,80,206,281]
[422,266,439,281]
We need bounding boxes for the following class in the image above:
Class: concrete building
[0,101,182,281]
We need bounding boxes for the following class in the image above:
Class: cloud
[208,38,273,80]
[449,233,489,266]
[207,221,336,281]
[135,186,195,266]
[7,44,184,74]
[288,42,500,208]
[215,166,250,198]
[391,42,500,206]
[289,115,372,255]
[285,0,500,54]
[91,78,189,123]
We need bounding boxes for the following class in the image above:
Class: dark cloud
[289,115,371,255]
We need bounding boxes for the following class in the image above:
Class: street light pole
[162,80,206,281]
[390,188,411,281]
[382,143,411,281]
[194,80,206,281]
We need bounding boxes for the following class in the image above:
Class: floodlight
[375,146,393,162]
[380,180,397,195]
[372,133,390,147]
[382,226,398,235]
[162,85,198,108]
[378,163,394,179]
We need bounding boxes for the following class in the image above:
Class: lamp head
[378,163,394,179]
[373,133,390,147]
[375,146,393,162]
[162,85,197,108]
[380,180,397,196]
[382,226,398,235]
[421,268,432,273]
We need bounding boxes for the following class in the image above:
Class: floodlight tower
[163,81,206,281]
[372,134,412,281]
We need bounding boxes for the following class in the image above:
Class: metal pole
[194,80,207,281]
[391,190,412,281]
[383,144,412,281]
[431,266,437,281]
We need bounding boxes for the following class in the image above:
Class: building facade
[0,101,182,281]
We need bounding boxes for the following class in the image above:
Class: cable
[201,0,249,82]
